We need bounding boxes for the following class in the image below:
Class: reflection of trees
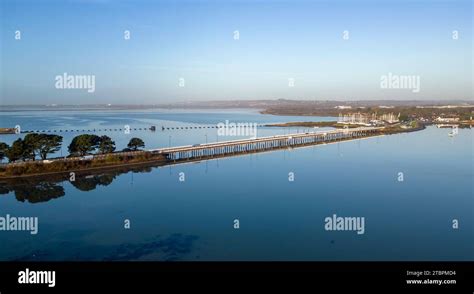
[15,182,65,203]
[128,166,153,174]
[71,174,116,191]
[0,164,156,203]
[0,178,65,203]
[0,185,10,194]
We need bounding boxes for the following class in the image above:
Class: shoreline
[1,114,467,180]
[266,120,473,129]
[0,157,168,181]
[265,121,366,128]
[0,134,385,182]
[0,126,419,181]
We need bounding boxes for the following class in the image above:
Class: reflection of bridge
[152,127,383,161]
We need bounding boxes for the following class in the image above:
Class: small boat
[448,132,455,137]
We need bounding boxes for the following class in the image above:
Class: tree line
[0,134,145,163]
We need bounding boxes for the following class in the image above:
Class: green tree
[399,114,409,122]
[23,133,40,160]
[23,133,63,160]
[98,135,116,154]
[68,134,101,156]
[38,134,63,160]
[0,142,9,162]
[5,138,25,162]
[127,137,145,151]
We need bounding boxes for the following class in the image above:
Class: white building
[338,112,399,125]
[435,117,459,123]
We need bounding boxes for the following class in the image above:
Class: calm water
[0,109,472,261]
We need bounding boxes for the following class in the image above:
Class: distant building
[435,117,459,123]
[0,128,16,134]
[338,112,370,124]
[338,112,399,125]
[335,105,352,110]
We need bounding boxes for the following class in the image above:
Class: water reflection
[12,234,199,261]
[104,234,199,261]
[0,165,156,203]
[15,182,65,203]
[71,174,116,191]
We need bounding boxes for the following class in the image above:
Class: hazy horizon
[1,0,472,105]
[2,98,474,109]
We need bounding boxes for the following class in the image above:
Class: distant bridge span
[151,127,384,161]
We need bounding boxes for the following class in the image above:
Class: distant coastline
[2,100,472,121]
[1,101,471,179]
[2,99,473,112]
[0,124,424,179]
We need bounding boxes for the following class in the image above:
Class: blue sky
[1,0,472,104]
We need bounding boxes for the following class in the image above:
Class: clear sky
[1,0,472,105]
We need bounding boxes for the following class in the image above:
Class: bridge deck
[152,127,383,161]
